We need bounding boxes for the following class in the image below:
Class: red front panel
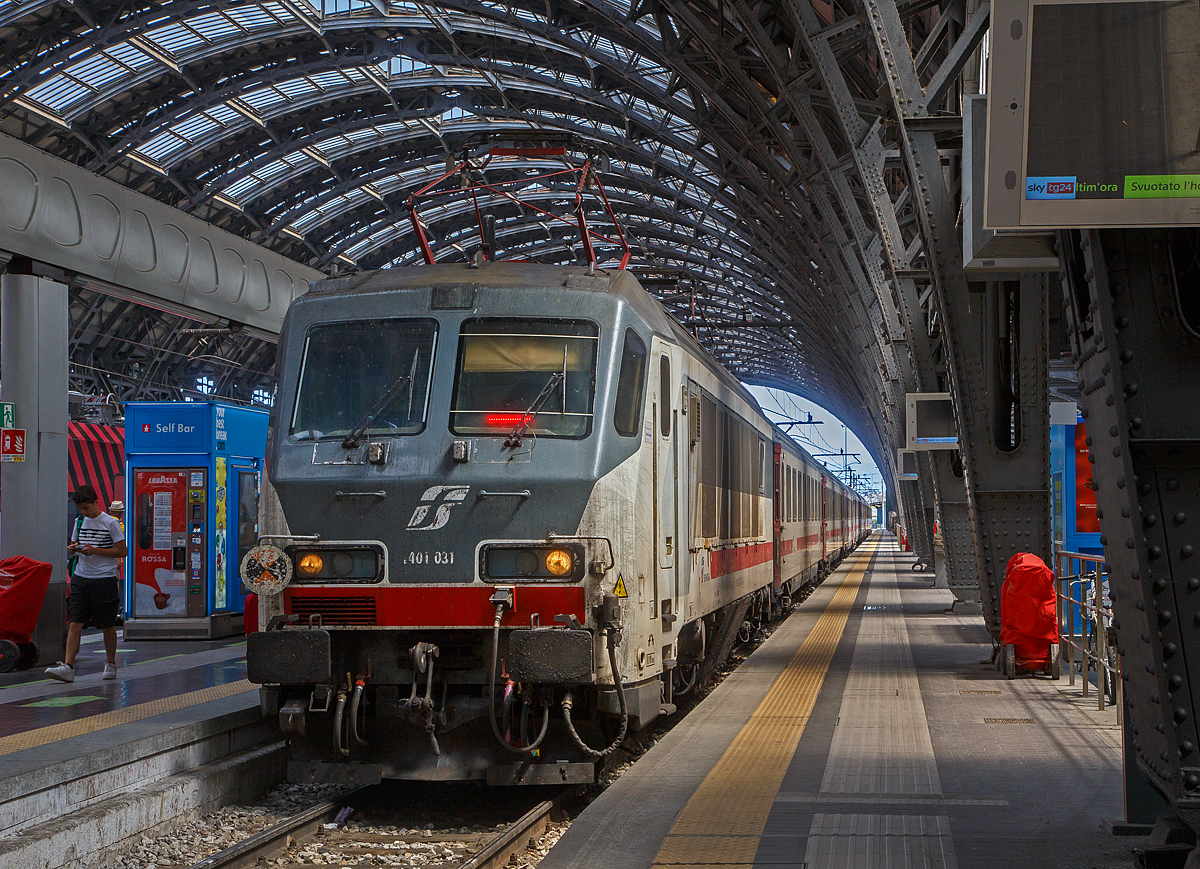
[285,584,587,629]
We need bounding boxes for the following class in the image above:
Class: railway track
[184,785,568,869]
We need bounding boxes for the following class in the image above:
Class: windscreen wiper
[505,363,566,447]
[342,350,419,449]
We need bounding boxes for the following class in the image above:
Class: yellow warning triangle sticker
[613,574,628,598]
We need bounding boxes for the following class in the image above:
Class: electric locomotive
[244,260,869,785]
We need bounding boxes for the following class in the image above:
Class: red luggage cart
[999,552,1061,679]
[0,556,52,672]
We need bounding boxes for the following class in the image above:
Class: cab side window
[659,355,671,437]
[613,328,648,436]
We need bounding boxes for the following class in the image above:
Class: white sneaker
[102,662,118,680]
[45,662,75,683]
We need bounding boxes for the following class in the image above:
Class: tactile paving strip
[0,679,255,757]
[651,544,875,867]
[801,813,956,868]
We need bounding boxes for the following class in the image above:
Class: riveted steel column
[1,272,68,665]
[1063,228,1200,829]
[862,0,1052,636]
[930,451,980,606]
[787,1,978,600]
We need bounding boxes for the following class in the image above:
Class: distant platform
[541,536,1137,869]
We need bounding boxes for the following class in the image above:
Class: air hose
[562,625,627,758]
[332,689,349,758]
[489,606,551,754]
[349,679,368,747]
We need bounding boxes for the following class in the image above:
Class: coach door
[653,344,679,624]
[820,475,829,562]
[772,444,783,588]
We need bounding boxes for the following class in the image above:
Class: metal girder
[784,0,970,591]
[652,0,899,474]
[1061,228,1200,827]
[863,0,1052,634]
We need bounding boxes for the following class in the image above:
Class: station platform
[0,631,274,863]
[0,631,252,744]
[542,535,1136,869]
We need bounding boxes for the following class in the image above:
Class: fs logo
[407,485,470,531]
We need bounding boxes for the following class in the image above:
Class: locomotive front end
[245,264,648,784]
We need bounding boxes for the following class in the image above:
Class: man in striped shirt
[46,485,127,683]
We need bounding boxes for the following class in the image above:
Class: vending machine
[123,401,269,639]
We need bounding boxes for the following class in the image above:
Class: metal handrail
[1053,549,1115,712]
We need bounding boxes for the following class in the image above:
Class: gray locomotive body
[247,261,869,784]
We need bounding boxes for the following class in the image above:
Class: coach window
[292,318,437,440]
[659,356,671,437]
[451,318,599,438]
[613,328,647,436]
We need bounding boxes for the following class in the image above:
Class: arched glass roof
[0,0,959,471]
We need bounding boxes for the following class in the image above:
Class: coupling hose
[332,690,349,758]
[489,605,551,754]
[349,679,368,747]
[562,626,627,758]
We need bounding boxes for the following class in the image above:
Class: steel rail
[460,799,556,869]
[184,787,560,869]
[185,787,369,869]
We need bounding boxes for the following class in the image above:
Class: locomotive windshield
[291,319,437,440]
[451,319,599,438]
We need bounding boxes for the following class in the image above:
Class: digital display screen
[1025,2,1200,202]
[907,394,958,450]
[914,399,957,444]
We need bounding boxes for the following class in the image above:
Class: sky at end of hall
[745,385,883,504]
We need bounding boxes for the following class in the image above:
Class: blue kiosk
[123,401,269,639]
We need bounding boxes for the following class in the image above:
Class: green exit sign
[0,403,13,429]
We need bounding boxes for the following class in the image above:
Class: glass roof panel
[25,77,92,114]
[172,112,225,141]
[137,130,188,163]
[107,42,160,70]
[225,4,285,30]
[242,84,292,110]
[188,10,243,41]
[142,22,206,55]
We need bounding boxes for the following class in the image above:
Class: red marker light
[485,413,531,427]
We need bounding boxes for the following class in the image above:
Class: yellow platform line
[652,541,877,868]
[0,679,255,757]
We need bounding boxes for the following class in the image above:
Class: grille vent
[290,596,377,626]
[984,717,1035,724]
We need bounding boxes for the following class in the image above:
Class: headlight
[545,549,573,576]
[297,552,324,576]
[240,544,293,595]
[286,547,383,583]
[484,543,584,580]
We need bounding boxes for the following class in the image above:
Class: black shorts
[68,575,120,629]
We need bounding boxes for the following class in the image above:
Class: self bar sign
[1,429,26,462]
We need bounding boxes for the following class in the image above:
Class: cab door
[653,344,679,623]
